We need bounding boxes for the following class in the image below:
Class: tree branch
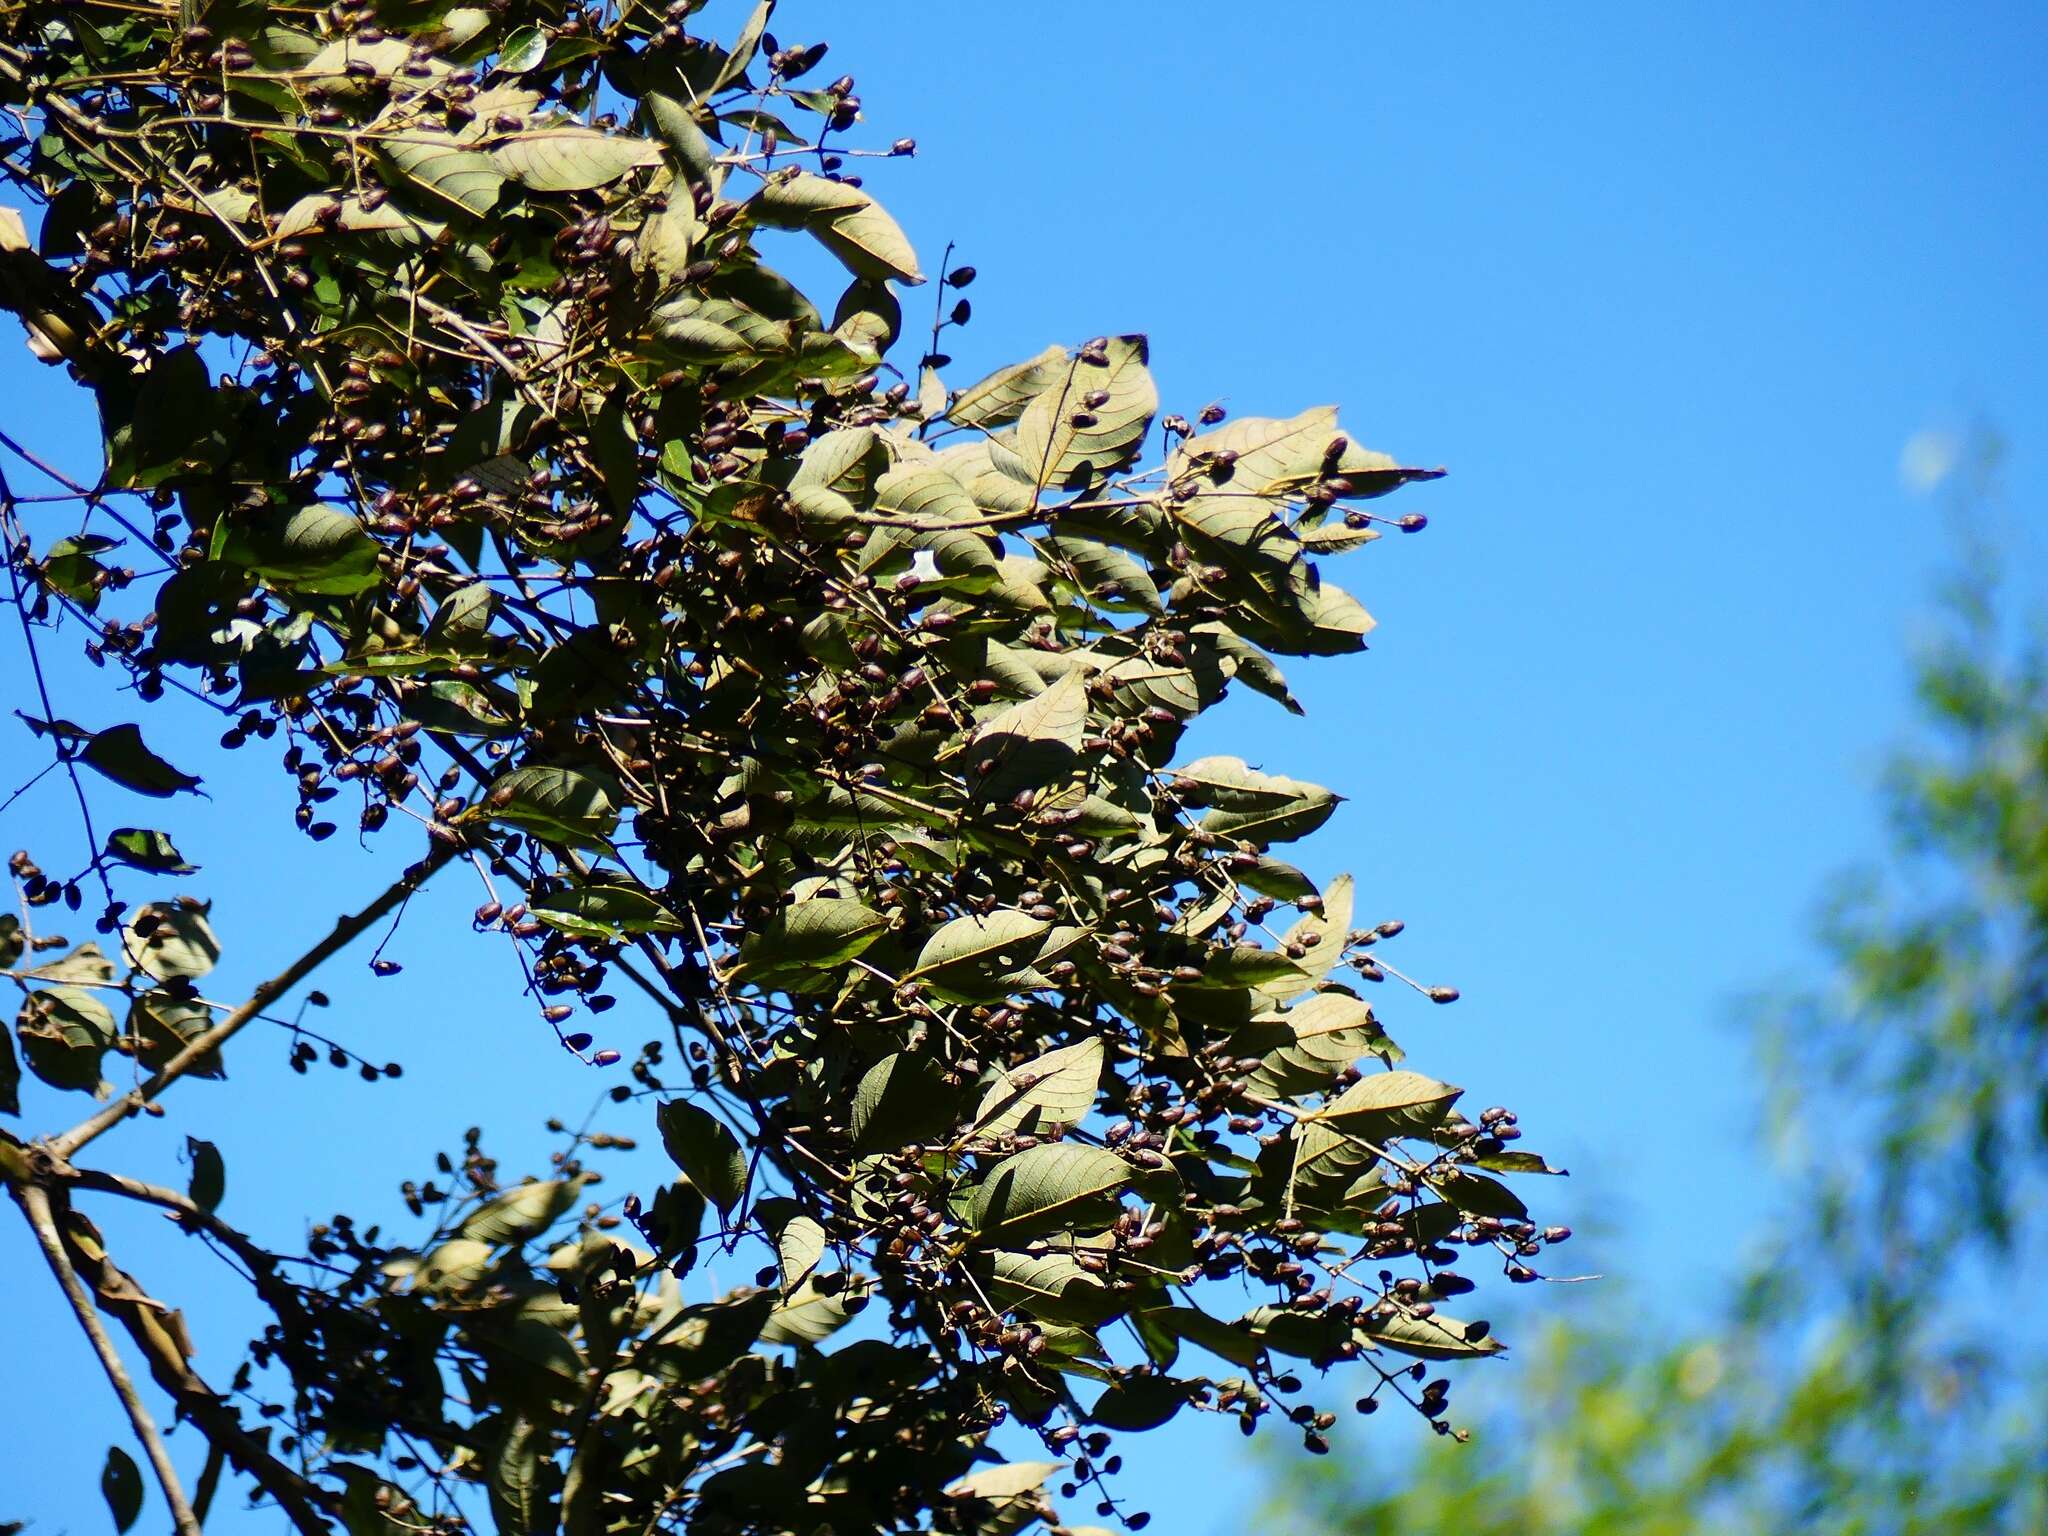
[49,842,456,1160]
[12,1179,203,1536]
[57,1161,279,1274]
[11,1146,340,1536]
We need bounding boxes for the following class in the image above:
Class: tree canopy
[0,3,1561,1534]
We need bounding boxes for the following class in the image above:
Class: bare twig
[50,842,456,1159]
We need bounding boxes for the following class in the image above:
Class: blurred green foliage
[1270,518,2048,1534]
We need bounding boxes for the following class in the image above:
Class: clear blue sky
[5,2,2046,1531]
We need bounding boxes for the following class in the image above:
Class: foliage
[0,3,1560,1534]
[1267,548,2048,1534]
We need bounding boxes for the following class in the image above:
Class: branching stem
[13,1180,203,1536]
[49,842,456,1160]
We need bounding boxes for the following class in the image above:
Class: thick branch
[13,1179,203,1536]
[13,1147,339,1536]
[50,842,456,1159]
[59,1162,280,1273]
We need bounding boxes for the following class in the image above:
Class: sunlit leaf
[103,828,196,875]
[1013,336,1156,492]
[751,171,924,284]
[491,127,660,191]
[968,1143,1129,1242]
[972,1036,1103,1138]
[911,909,1049,1002]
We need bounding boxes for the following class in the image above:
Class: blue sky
[5,2,2047,1531]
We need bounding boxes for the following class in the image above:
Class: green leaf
[17,985,116,1094]
[1168,405,1348,499]
[185,1136,225,1214]
[77,724,202,798]
[20,941,114,987]
[944,1461,1061,1503]
[873,463,982,527]
[39,533,115,611]
[462,1178,580,1245]
[966,671,1089,795]
[760,1276,868,1347]
[1237,1304,1354,1361]
[646,1181,707,1268]
[1233,857,1319,903]
[1041,533,1165,616]
[1170,755,1321,812]
[373,129,505,216]
[528,882,681,939]
[1361,1310,1505,1360]
[969,1143,1129,1242]
[1473,1149,1569,1176]
[485,1414,556,1536]
[491,127,660,191]
[1427,1168,1530,1220]
[831,276,901,357]
[644,93,718,187]
[1089,1375,1190,1431]
[711,0,774,92]
[1013,336,1156,492]
[103,828,196,875]
[130,994,222,1080]
[102,347,222,489]
[1238,992,1383,1098]
[911,910,1050,1003]
[736,896,888,981]
[1195,623,1302,714]
[440,395,536,488]
[791,426,888,500]
[851,1052,962,1150]
[972,669,1088,755]
[983,1250,1120,1326]
[498,25,548,72]
[948,346,1071,431]
[1,1017,19,1116]
[650,293,791,359]
[972,1036,1103,1138]
[657,1099,748,1214]
[773,1212,827,1291]
[859,468,1005,591]
[1189,945,1306,990]
[121,902,220,982]
[1142,1305,1266,1369]
[101,1446,143,1534]
[1306,1069,1463,1140]
[1288,1073,1463,1208]
[483,765,619,847]
[274,190,419,240]
[1282,579,1376,657]
[221,504,381,595]
[751,172,924,284]
[1177,759,1339,847]
[1255,873,1354,1005]
[423,583,496,651]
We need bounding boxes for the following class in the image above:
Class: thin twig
[50,841,456,1159]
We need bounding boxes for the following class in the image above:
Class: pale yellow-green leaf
[972,1036,1103,1138]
